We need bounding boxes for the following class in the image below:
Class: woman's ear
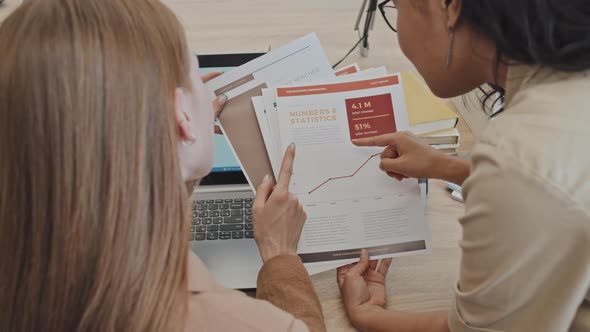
[441,0,462,27]
[174,88,196,145]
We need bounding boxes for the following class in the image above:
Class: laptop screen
[197,53,265,186]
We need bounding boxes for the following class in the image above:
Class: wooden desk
[0,1,471,330]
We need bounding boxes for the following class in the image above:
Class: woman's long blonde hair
[0,0,191,330]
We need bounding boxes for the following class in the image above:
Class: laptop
[190,53,265,290]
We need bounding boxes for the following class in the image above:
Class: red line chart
[308,153,381,194]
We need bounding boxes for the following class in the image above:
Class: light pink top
[185,252,312,332]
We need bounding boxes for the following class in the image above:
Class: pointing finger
[201,71,224,83]
[276,143,295,191]
[352,133,400,147]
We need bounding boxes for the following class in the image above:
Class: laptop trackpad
[191,239,262,290]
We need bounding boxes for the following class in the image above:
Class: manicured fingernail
[361,249,368,257]
[218,94,228,105]
[263,174,272,183]
[290,142,296,151]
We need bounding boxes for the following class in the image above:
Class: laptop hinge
[195,185,252,194]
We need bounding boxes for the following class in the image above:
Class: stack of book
[402,72,460,155]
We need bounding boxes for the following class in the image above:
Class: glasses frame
[378,0,398,33]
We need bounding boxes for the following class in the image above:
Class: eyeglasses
[378,0,398,33]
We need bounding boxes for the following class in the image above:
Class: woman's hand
[353,132,442,180]
[201,71,227,135]
[252,144,307,262]
[337,249,392,329]
[353,132,470,185]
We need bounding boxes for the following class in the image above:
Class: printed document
[206,34,430,272]
[205,33,335,190]
[259,66,389,176]
[275,75,430,267]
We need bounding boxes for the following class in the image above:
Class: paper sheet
[262,67,390,176]
[274,74,430,268]
[207,35,430,273]
[334,63,360,76]
[206,33,335,190]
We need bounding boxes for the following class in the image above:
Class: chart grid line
[308,153,381,194]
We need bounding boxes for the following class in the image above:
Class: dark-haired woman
[337,0,590,331]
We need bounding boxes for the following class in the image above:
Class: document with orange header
[260,66,389,177]
[334,63,360,76]
[274,74,430,269]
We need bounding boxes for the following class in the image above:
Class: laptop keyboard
[190,198,254,241]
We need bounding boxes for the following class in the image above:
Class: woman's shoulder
[185,252,308,332]
[185,290,307,332]
[476,70,590,211]
[470,132,590,215]
[506,67,590,115]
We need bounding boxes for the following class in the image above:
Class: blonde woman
[0,0,324,331]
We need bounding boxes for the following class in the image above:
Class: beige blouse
[448,66,590,331]
[185,252,325,332]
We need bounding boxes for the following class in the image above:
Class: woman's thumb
[347,249,370,277]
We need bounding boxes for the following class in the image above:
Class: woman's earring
[445,26,455,71]
[180,110,196,146]
[182,140,195,147]
[182,133,196,147]
[183,111,191,122]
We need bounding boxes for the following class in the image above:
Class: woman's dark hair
[459,0,590,115]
